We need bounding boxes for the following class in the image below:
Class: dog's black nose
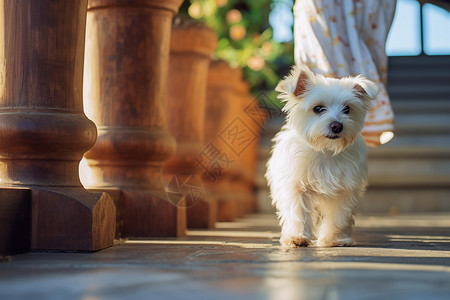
[330,121,343,134]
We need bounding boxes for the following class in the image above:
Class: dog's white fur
[265,65,378,248]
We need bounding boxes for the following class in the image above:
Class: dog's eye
[313,105,326,114]
[343,105,350,114]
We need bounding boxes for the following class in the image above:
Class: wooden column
[83,0,185,237]
[235,79,265,213]
[163,17,218,228]
[0,0,115,251]
[204,60,243,222]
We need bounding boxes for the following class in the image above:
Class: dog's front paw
[280,236,311,249]
[332,237,354,247]
[316,237,354,247]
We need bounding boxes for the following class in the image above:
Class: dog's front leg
[316,197,355,247]
[278,191,314,248]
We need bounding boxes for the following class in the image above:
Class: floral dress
[293,0,396,146]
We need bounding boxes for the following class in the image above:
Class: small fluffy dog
[265,65,377,248]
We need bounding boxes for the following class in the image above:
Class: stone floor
[1,213,449,300]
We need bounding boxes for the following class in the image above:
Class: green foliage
[179,0,294,97]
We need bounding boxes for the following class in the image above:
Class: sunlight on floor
[187,229,280,238]
[123,239,275,249]
[387,234,450,243]
[266,261,450,273]
[356,215,450,228]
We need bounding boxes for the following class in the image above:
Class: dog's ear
[293,74,309,96]
[353,76,378,101]
[276,65,314,98]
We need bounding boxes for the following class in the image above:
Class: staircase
[257,55,450,214]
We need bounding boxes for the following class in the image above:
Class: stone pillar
[163,16,218,229]
[204,60,243,222]
[83,0,185,237]
[0,0,115,251]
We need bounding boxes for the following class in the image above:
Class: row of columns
[0,0,264,253]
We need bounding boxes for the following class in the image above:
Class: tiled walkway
[1,214,450,300]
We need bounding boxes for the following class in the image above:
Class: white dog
[265,65,378,248]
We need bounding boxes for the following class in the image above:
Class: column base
[0,189,31,255]
[121,189,186,238]
[186,195,217,229]
[204,179,238,222]
[217,195,238,222]
[87,188,123,239]
[31,187,116,251]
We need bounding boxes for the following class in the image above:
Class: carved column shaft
[163,17,218,228]
[235,79,264,213]
[83,0,185,237]
[204,60,243,222]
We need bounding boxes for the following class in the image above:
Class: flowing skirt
[293,0,397,146]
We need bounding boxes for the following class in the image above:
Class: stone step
[388,85,450,100]
[361,187,450,214]
[388,68,450,84]
[393,114,450,135]
[367,156,450,187]
[388,73,450,86]
[388,55,450,69]
[368,135,450,158]
[389,64,450,76]
[387,56,450,101]
[391,100,450,114]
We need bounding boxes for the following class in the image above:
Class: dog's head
[276,65,378,154]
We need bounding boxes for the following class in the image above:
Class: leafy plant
[179,0,294,102]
